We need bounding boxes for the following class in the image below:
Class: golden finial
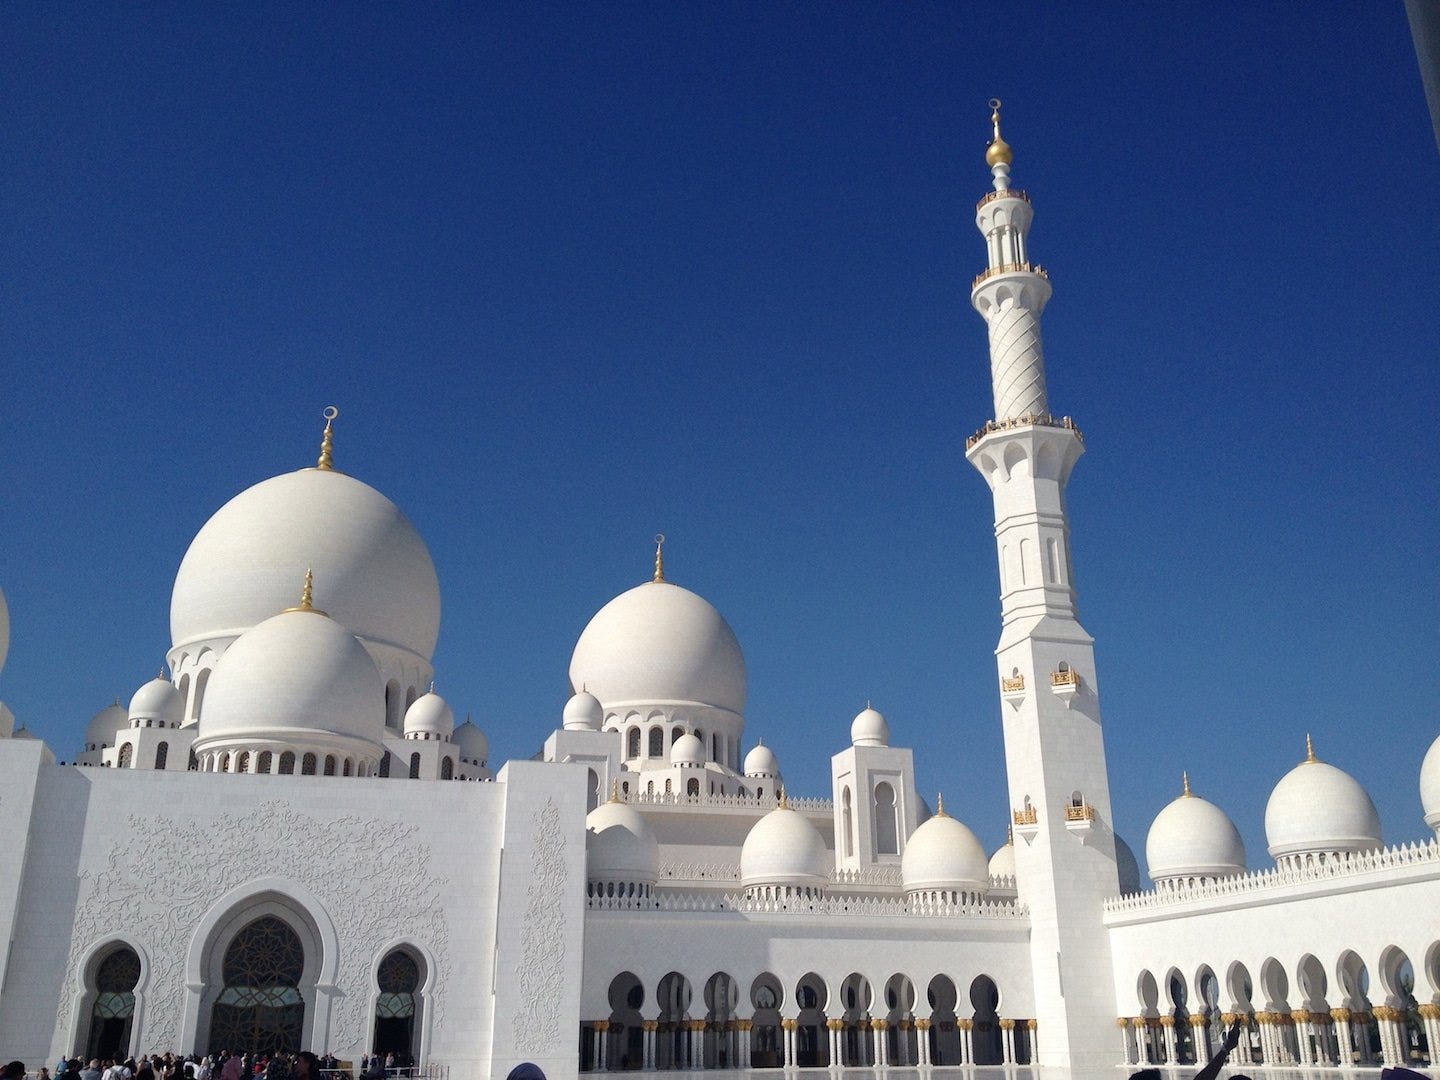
[609,778,621,803]
[157,667,166,681]
[1181,772,1193,798]
[652,533,666,583]
[985,98,1013,168]
[1006,825,1013,845]
[316,406,339,470]
[284,568,327,616]
[778,786,789,809]
[429,680,436,694]
[1304,733,1318,763]
[936,793,947,818]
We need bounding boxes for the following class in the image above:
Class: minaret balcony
[1064,801,1096,841]
[965,412,1083,451]
[976,187,1030,209]
[972,261,1048,289]
[1012,805,1039,844]
[1000,673,1027,710]
[1050,668,1080,707]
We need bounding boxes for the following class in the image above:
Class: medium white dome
[740,804,830,890]
[453,719,489,765]
[85,703,129,750]
[1422,732,1440,834]
[170,469,440,663]
[195,607,385,753]
[128,678,184,728]
[569,580,746,717]
[404,691,454,739]
[586,799,659,884]
[1145,779,1245,882]
[988,839,1015,880]
[851,705,889,747]
[672,731,704,767]
[901,807,988,894]
[563,690,603,731]
[1265,741,1381,862]
[744,740,779,777]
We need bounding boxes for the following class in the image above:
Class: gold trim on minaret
[316,406,339,471]
[986,98,1013,167]
[652,533,666,583]
[777,787,789,809]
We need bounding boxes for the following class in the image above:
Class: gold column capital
[915,1019,931,1031]
[999,1018,1016,1031]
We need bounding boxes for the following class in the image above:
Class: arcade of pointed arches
[1120,941,1440,1071]
[581,969,1030,1071]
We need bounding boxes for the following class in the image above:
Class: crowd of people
[0,1051,377,1080]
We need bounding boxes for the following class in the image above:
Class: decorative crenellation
[966,412,1083,451]
[585,889,1028,919]
[1012,805,1038,825]
[623,788,833,812]
[1000,674,1026,692]
[1104,837,1440,912]
[973,262,1049,289]
[1050,668,1080,688]
[976,187,1031,209]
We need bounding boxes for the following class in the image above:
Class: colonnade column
[692,1020,706,1069]
[641,1020,657,1071]
[736,1019,752,1068]
[916,1019,932,1066]
[595,1021,609,1071]
[1129,1018,1146,1064]
[896,1019,912,1066]
[1419,1005,1440,1067]
[872,1019,889,1066]
[960,1018,974,1063]
[1292,1010,1314,1065]
[825,1019,842,1067]
[1312,1011,1336,1065]
[1028,1019,1038,1062]
[1189,1014,1210,1062]
[1255,1014,1274,1064]
[1373,1006,1405,1065]
[1160,1015,1177,1062]
[1000,1018,1016,1063]
[1332,1009,1355,1065]
[781,1019,797,1069]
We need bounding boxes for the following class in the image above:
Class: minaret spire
[652,533,666,583]
[316,406,339,470]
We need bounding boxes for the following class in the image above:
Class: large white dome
[901,806,988,895]
[586,799,659,885]
[1145,779,1246,882]
[85,703,129,751]
[988,839,1015,880]
[1419,732,1440,835]
[128,677,184,728]
[195,607,385,752]
[569,580,746,716]
[744,740,779,777]
[170,468,440,663]
[1265,741,1381,862]
[740,804,830,891]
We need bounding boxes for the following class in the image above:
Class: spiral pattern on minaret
[987,305,1048,420]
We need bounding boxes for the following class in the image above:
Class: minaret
[965,101,1119,1069]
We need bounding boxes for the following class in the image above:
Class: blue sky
[2,3,1437,874]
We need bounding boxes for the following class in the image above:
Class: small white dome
[404,691,455,739]
[988,839,1015,880]
[196,608,385,754]
[1265,740,1381,862]
[744,740,779,777]
[170,468,440,663]
[128,678,184,728]
[563,690,603,731]
[901,807,988,894]
[740,803,830,891]
[569,580,746,717]
[13,725,37,740]
[672,731,704,767]
[586,798,659,884]
[1145,778,1245,882]
[1422,732,1440,834]
[453,718,489,765]
[85,703,129,750]
[851,705,889,747]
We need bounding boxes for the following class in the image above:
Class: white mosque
[1,106,1437,1080]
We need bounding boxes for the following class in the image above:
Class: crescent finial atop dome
[986,98,1013,168]
[652,533,666,583]
[316,406,339,471]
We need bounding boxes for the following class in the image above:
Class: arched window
[409,753,421,779]
[671,726,685,746]
[385,679,402,726]
[379,752,391,778]
[664,779,672,795]
[712,733,720,760]
[220,752,232,773]
[278,751,296,775]
[301,753,317,776]
[209,915,304,1055]
[373,949,422,1060]
[237,751,250,774]
[588,768,600,812]
[252,750,269,774]
[118,744,133,769]
[86,945,140,1060]
[628,728,641,758]
[874,782,898,855]
[155,742,169,770]
[191,668,210,721]
[188,750,199,772]
[440,757,453,780]
[648,727,663,756]
[842,787,854,858]
[343,759,353,777]
[687,778,700,797]
[324,755,336,777]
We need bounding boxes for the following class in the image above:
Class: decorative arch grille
[209,915,304,1054]
[87,946,141,1059]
